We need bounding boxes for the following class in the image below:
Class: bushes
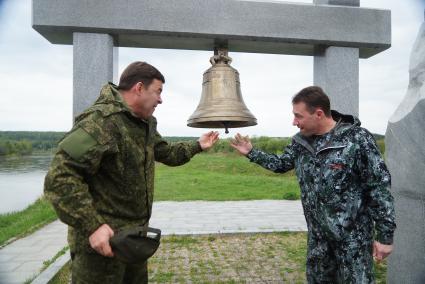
[207,136,292,154]
[0,140,32,156]
[207,136,385,156]
[251,136,291,154]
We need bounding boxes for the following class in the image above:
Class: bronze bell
[187,48,257,133]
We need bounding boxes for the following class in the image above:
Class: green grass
[155,152,299,201]
[48,261,71,284]
[48,232,388,283]
[374,260,388,284]
[42,246,69,270]
[1,153,298,247]
[0,197,57,246]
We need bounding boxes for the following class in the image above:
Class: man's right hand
[373,241,393,262]
[230,133,253,156]
[89,224,115,257]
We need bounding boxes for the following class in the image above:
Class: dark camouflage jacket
[247,111,396,244]
[44,83,202,251]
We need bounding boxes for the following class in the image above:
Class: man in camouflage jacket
[231,86,395,283]
[44,62,219,283]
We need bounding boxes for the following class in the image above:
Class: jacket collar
[75,82,156,126]
[292,110,361,154]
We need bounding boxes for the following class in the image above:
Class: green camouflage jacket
[44,83,202,251]
[247,111,396,244]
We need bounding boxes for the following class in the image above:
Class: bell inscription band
[187,48,257,134]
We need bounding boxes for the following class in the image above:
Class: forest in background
[0,131,384,156]
[0,131,65,156]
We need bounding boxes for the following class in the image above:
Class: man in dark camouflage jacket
[44,61,219,283]
[231,86,395,283]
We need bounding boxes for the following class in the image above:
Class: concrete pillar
[386,20,425,284]
[73,33,118,118]
[313,0,360,116]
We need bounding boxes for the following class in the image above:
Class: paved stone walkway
[0,200,306,284]
[0,221,67,284]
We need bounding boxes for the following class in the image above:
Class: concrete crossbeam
[32,0,390,58]
[315,0,359,6]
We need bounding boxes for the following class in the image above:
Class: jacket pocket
[319,156,349,204]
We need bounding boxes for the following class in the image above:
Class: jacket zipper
[144,122,151,222]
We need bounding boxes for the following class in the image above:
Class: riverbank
[0,197,56,247]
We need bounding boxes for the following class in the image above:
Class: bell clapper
[223,122,230,134]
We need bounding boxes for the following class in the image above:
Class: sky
[0,0,424,138]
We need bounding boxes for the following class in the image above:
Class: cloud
[0,0,422,137]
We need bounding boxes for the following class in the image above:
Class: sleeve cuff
[190,140,203,156]
[246,148,258,160]
[376,232,394,245]
[82,213,106,236]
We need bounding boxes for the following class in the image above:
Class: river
[0,154,52,214]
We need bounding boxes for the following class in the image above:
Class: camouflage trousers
[71,251,148,284]
[306,233,375,284]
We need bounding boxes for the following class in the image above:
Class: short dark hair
[118,61,165,91]
[292,86,331,117]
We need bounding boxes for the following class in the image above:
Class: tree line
[0,132,292,156]
[209,135,385,155]
[0,131,65,156]
[0,131,385,156]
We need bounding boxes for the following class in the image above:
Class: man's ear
[316,108,325,119]
[131,82,144,94]
[137,82,145,91]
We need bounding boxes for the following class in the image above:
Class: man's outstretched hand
[198,131,220,150]
[230,133,253,156]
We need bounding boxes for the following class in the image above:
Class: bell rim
[187,121,258,129]
[187,115,257,121]
[187,116,257,128]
